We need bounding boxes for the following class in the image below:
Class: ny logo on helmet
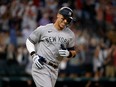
[68,12,71,16]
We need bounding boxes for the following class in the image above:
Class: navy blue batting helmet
[58,7,73,24]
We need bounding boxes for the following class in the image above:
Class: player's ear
[57,13,60,18]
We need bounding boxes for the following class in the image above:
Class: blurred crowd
[0,0,116,81]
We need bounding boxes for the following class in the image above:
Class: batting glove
[32,54,46,69]
[59,49,70,57]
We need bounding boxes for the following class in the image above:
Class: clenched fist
[59,49,70,57]
[32,54,46,69]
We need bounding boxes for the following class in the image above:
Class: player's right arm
[26,26,42,55]
[26,38,46,69]
[26,25,46,54]
[26,39,35,55]
[26,26,46,69]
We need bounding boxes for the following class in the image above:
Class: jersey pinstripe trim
[28,37,36,44]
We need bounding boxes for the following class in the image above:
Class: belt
[39,55,58,69]
[48,62,58,69]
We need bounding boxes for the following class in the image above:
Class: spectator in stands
[113,44,116,76]
[16,45,29,67]
[105,44,116,78]
[6,43,17,65]
[93,45,107,79]
[38,12,51,26]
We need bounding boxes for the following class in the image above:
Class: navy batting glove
[32,54,46,69]
[61,44,66,50]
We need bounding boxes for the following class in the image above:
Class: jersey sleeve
[28,26,44,44]
[68,32,76,48]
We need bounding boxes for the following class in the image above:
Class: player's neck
[54,22,63,31]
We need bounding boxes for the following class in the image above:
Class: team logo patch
[68,12,71,16]
[48,31,52,33]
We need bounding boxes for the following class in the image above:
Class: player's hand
[59,49,69,57]
[32,54,46,69]
[59,44,70,57]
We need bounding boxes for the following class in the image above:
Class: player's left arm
[59,45,78,58]
[59,31,80,58]
[59,39,80,58]
[67,31,79,58]
[67,47,77,58]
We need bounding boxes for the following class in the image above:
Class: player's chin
[60,24,66,29]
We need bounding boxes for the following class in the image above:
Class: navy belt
[48,62,58,69]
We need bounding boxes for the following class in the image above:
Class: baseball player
[26,7,77,87]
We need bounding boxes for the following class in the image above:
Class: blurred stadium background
[0,0,116,87]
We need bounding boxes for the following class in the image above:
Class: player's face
[56,14,68,29]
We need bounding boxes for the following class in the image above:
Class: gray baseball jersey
[28,23,76,87]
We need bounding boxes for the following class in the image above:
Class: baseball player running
[26,7,78,87]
